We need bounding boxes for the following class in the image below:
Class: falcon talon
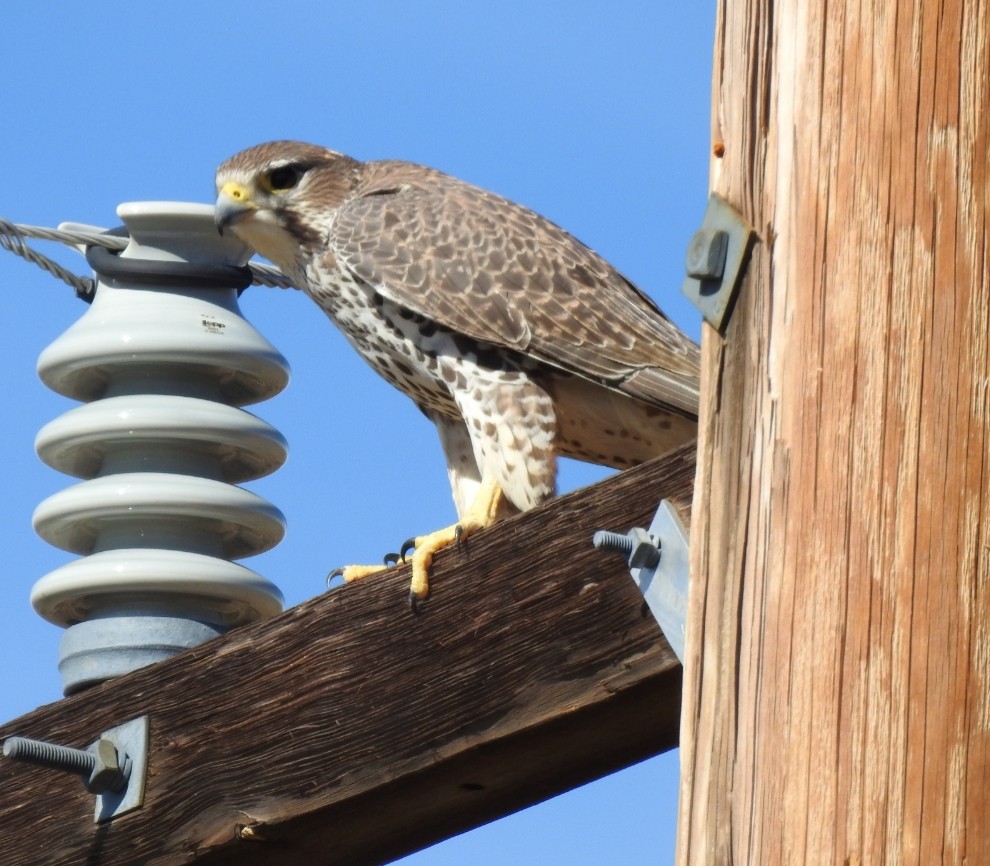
[383,552,400,567]
[399,537,417,561]
[326,567,346,588]
[407,591,425,615]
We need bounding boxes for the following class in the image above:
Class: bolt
[686,228,728,280]
[592,527,660,570]
[3,736,93,775]
[3,736,130,794]
[592,530,634,555]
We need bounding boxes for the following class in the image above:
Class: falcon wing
[328,161,699,416]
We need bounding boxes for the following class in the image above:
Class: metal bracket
[94,715,149,823]
[681,193,755,331]
[593,499,690,662]
[2,714,149,823]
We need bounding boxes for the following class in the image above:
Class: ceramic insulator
[31,202,288,695]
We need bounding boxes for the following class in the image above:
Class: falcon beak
[215,182,256,235]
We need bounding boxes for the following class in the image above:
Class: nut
[686,228,728,280]
[86,739,128,794]
[627,527,660,569]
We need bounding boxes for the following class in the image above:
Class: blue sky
[0,3,713,863]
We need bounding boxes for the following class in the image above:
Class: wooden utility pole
[679,1,988,864]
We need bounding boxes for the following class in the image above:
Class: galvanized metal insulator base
[31,202,289,695]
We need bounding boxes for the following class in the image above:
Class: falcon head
[215,140,362,273]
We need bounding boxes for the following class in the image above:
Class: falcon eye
[266,164,305,192]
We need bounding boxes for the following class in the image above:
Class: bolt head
[686,228,729,280]
[86,739,126,794]
[628,527,661,569]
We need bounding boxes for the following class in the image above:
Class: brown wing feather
[329,161,700,416]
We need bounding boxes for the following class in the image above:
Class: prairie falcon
[215,141,699,608]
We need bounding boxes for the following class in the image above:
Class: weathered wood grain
[679,1,989,864]
[0,443,694,866]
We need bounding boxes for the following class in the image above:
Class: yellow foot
[328,477,505,612]
[403,476,504,610]
[332,563,394,583]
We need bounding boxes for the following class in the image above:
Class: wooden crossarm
[0,442,694,866]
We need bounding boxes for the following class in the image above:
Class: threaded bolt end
[3,736,95,777]
[592,530,634,555]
